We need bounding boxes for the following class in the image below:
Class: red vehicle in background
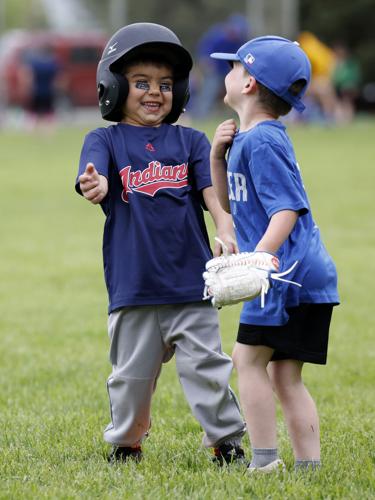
[0,30,107,108]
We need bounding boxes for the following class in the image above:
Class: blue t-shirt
[227,120,339,326]
[76,123,213,313]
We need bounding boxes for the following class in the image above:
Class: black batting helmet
[97,23,193,123]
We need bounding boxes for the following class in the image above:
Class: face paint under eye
[160,83,172,92]
[135,81,150,91]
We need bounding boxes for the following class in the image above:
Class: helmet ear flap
[164,77,190,124]
[98,70,129,122]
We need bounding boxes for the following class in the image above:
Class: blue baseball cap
[211,35,311,112]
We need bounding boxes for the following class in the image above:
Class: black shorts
[237,303,335,365]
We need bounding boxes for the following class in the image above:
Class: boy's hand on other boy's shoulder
[79,163,108,204]
[211,119,237,160]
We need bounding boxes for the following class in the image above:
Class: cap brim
[210,52,240,61]
[285,95,306,113]
[293,101,306,112]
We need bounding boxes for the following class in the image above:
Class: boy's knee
[232,343,272,371]
[269,361,302,391]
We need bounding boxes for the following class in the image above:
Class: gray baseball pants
[104,301,245,448]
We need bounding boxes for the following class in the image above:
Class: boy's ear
[242,76,257,95]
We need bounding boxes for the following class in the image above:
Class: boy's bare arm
[79,162,108,204]
[210,119,237,213]
[256,210,298,254]
[203,186,238,256]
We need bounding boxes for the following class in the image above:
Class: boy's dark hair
[257,79,307,116]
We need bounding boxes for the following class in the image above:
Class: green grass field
[0,118,374,499]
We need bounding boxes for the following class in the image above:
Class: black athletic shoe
[212,443,246,466]
[107,446,143,464]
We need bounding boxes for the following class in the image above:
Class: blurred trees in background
[86,0,375,88]
[300,0,375,86]
[1,0,374,85]
[91,0,246,52]
[0,0,46,31]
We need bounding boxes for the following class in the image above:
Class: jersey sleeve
[75,129,112,195]
[189,130,212,192]
[249,143,309,218]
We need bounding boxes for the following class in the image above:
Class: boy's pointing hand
[79,162,108,204]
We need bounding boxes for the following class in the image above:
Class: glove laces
[263,261,302,308]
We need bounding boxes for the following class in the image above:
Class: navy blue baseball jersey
[76,123,213,313]
[227,120,339,326]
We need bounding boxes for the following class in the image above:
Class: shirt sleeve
[75,129,112,195]
[249,142,309,218]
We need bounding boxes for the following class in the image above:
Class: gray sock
[294,459,321,471]
[250,448,278,468]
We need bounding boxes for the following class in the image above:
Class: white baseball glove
[205,250,280,273]
[203,241,301,308]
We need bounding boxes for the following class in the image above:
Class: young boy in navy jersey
[209,36,339,472]
[75,23,245,465]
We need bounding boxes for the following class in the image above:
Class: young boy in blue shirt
[209,36,339,472]
[75,23,245,465]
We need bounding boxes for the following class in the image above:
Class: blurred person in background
[22,45,62,131]
[332,42,361,123]
[298,31,339,123]
[192,13,250,119]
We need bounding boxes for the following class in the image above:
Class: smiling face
[122,62,174,126]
